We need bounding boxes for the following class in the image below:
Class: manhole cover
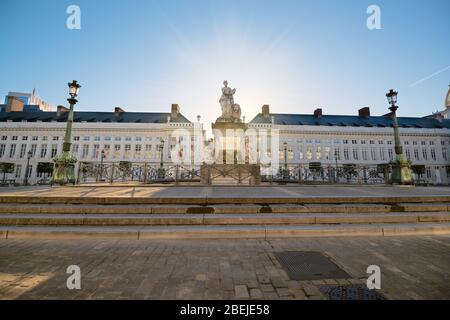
[320,285,387,300]
[275,251,350,281]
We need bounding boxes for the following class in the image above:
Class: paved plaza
[1,236,450,300]
[1,184,450,201]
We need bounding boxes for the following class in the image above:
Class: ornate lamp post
[24,150,33,185]
[99,149,105,181]
[52,80,81,185]
[157,139,165,179]
[283,141,288,179]
[386,89,413,185]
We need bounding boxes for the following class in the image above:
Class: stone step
[0,203,448,214]
[1,212,450,226]
[1,195,450,205]
[1,222,450,239]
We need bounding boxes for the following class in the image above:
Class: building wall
[0,121,203,184]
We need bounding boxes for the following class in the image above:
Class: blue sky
[0,0,449,128]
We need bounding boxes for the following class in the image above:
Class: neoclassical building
[0,86,449,185]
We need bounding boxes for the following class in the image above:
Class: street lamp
[283,141,288,179]
[51,80,81,185]
[100,149,106,181]
[158,139,165,179]
[385,89,413,185]
[24,150,32,185]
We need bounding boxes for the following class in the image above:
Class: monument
[201,81,260,185]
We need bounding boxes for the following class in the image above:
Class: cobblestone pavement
[1,236,450,300]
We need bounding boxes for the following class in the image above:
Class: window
[298,144,304,160]
[421,141,426,146]
[82,145,89,158]
[12,136,18,141]
[387,141,393,145]
[362,149,368,161]
[431,148,436,161]
[135,145,142,158]
[9,144,16,158]
[288,147,294,160]
[145,145,152,158]
[74,136,80,141]
[40,144,47,158]
[1,136,7,141]
[324,146,331,160]
[32,136,38,141]
[334,148,340,161]
[104,137,111,141]
[414,149,419,161]
[42,136,48,141]
[343,140,348,145]
[369,140,375,145]
[94,136,101,141]
[30,144,37,157]
[379,149,386,161]
[15,165,22,178]
[145,137,152,142]
[124,144,131,159]
[378,140,383,145]
[52,136,59,141]
[429,141,434,146]
[352,148,359,160]
[404,141,409,145]
[370,149,377,161]
[114,144,121,158]
[51,144,58,157]
[405,148,411,160]
[422,149,428,161]
[306,146,313,160]
[22,136,28,141]
[344,148,350,160]
[351,140,357,145]
[413,141,418,145]
[135,137,142,142]
[72,144,79,156]
[0,144,5,157]
[19,144,27,158]
[93,144,100,158]
[83,136,90,141]
[443,148,448,161]
[114,137,121,141]
[441,141,446,146]
[316,146,322,160]
[361,140,366,145]
[125,137,132,142]
[388,148,394,160]
[103,144,111,157]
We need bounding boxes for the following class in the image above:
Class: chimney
[262,104,270,118]
[5,96,24,112]
[56,105,69,117]
[114,107,125,116]
[171,104,180,118]
[313,108,322,118]
[358,107,370,118]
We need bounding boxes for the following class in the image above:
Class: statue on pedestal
[217,80,241,123]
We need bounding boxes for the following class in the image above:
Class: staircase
[1,193,450,239]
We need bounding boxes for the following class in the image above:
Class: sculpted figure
[219,80,241,122]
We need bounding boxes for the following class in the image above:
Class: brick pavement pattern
[1,236,450,300]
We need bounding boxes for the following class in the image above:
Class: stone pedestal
[212,121,247,165]
[200,164,261,185]
[390,158,413,185]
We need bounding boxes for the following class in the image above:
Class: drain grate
[320,285,387,300]
[275,251,350,281]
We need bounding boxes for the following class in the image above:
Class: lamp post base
[51,152,77,185]
[390,158,414,185]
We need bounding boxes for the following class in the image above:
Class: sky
[0,0,449,133]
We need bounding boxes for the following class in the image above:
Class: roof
[0,110,191,124]
[249,113,450,129]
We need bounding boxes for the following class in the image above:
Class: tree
[0,163,14,183]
